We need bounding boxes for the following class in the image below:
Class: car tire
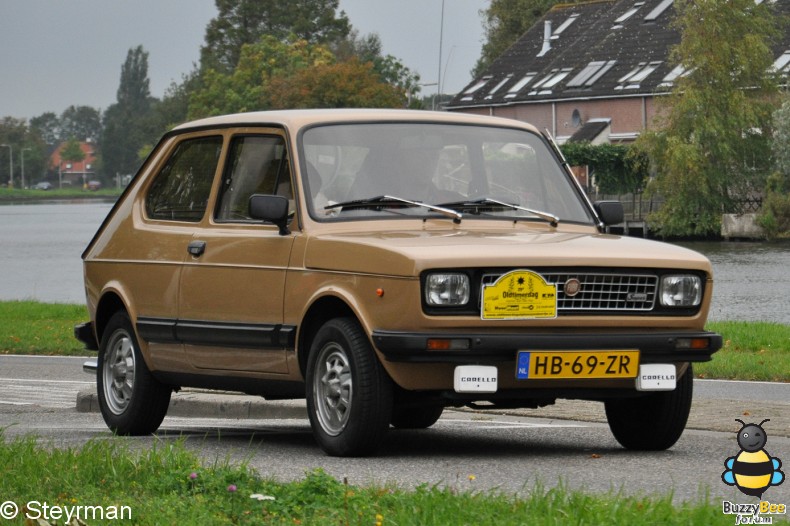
[604,364,693,451]
[390,403,444,429]
[96,311,171,435]
[306,317,393,457]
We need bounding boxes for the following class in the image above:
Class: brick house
[446,0,790,145]
[49,140,97,188]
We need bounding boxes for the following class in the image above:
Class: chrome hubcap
[313,343,352,436]
[102,330,136,415]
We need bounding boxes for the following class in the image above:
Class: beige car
[75,109,721,456]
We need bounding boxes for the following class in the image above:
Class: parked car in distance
[33,181,52,190]
[87,180,102,191]
[75,109,721,456]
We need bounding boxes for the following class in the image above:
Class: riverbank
[1,301,787,382]
[0,187,121,202]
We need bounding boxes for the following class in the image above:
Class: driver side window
[216,135,293,222]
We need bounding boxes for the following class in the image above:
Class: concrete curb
[77,388,789,438]
[76,388,307,420]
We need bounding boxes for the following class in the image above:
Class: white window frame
[644,0,673,22]
[504,73,537,99]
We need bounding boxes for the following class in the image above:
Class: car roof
[171,108,541,135]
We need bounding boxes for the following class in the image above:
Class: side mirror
[594,200,624,227]
[249,194,290,235]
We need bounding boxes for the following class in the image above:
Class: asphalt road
[1,355,788,505]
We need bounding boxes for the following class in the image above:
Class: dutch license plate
[516,350,639,380]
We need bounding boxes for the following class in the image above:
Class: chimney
[538,20,552,57]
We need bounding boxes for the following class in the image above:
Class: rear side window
[146,136,223,222]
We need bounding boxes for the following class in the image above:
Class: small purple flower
[227,484,237,493]
[189,472,198,480]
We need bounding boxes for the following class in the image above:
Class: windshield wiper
[438,197,559,227]
[325,195,463,223]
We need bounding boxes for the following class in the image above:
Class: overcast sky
[0,0,485,121]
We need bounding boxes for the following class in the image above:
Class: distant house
[447,0,790,144]
[49,140,97,187]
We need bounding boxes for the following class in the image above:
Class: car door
[177,131,297,374]
[133,133,224,371]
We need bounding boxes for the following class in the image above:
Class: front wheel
[604,364,693,450]
[306,318,393,456]
[391,401,444,429]
[96,311,171,435]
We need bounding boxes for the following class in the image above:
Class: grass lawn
[0,301,89,356]
[1,301,787,381]
[0,187,121,202]
[698,321,790,382]
[0,434,756,526]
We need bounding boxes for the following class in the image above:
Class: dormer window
[773,50,790,73]
[485,76,512,100]
[615,61,662,89]
[644,0,673,22]
[504,73,537,99]
[552,14,579,38]
[460,78,491,101]
[612,2,645,28]
[528,68,572,95]
[566,60,617,88]
[658,64,689,87]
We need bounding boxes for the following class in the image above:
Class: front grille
[481,272,658,313]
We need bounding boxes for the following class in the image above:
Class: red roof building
[49,140,97,187]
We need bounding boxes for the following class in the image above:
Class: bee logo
[722,419,785,498]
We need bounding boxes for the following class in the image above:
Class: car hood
[304,228,712,277]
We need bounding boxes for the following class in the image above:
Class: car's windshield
[300,122,593,224]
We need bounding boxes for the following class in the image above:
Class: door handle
[187,240,206,257]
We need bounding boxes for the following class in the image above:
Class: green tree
[759,96,790,238]
[29,107,101,149]
[635,0,781,238]
[0,117,47,187]
[561,142,648,195]
[200,0,350,73]
[145,72,202,152]
[268,58,406,109]
[60,137,86,165]
[189,36,335,118]
[102,46,159,179]
[474,0,566,77]
[29,112,60,146]
[333,31,420,99]
[60,105,102,143]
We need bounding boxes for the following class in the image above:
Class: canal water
[0,202,788,323]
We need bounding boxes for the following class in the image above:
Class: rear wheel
[97,311,171,435]
[604,364,693,450]
[306,317,393,456]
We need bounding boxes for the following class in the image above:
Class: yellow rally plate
[516,350,640,380]
[482,269,557,320]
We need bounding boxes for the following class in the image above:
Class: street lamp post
[411,82,437,107]
[0,144,11,188]
[435,0,445,111]
[21,148,31,189]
